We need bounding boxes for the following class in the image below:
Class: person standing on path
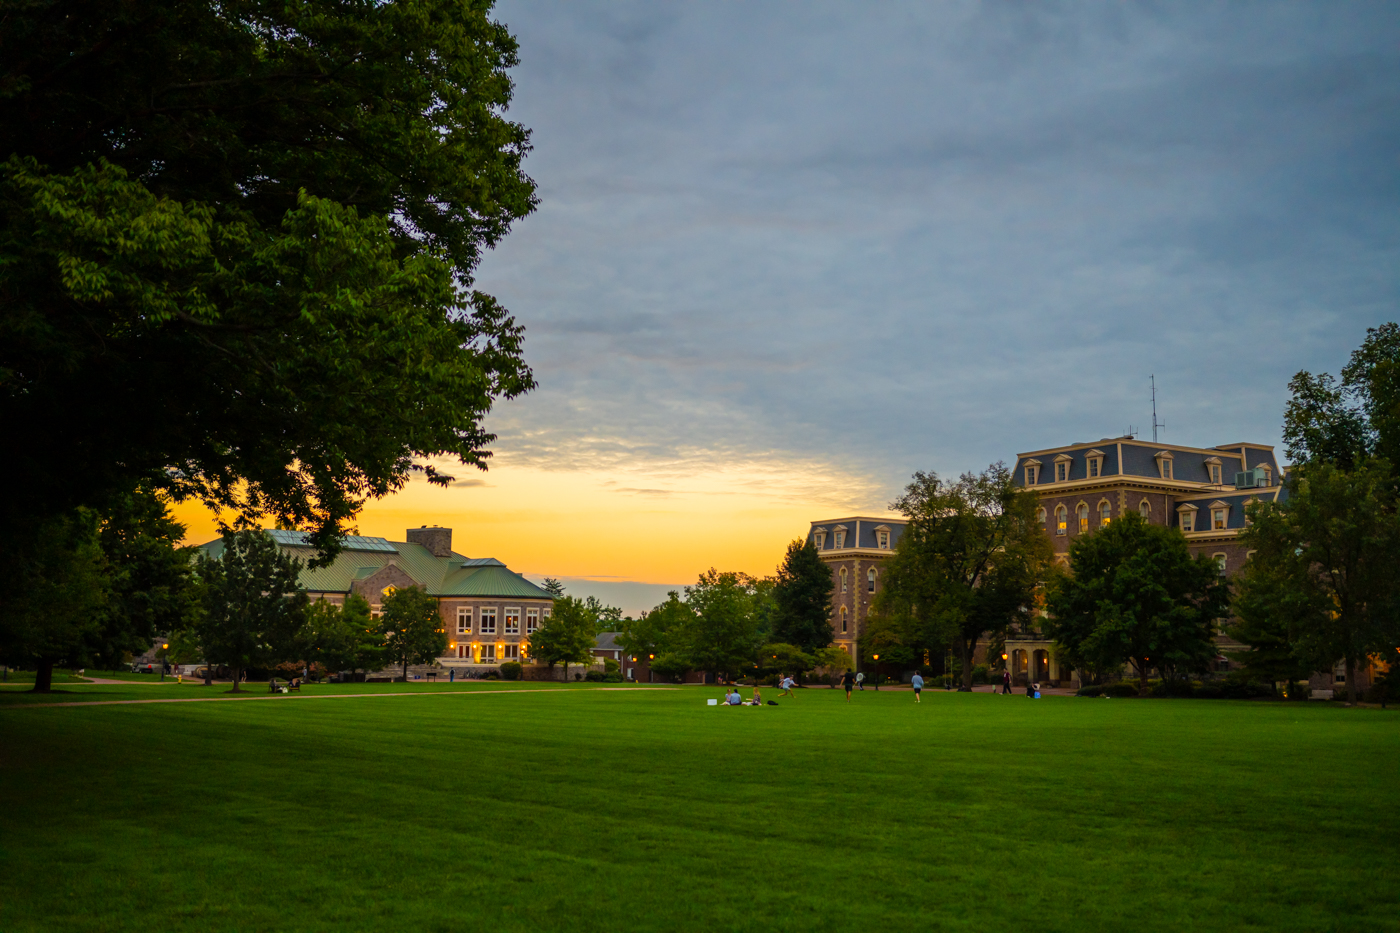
[841,669,856,702]
[911,672,924,703]
[1001,670,1012,695]
[780,675,795,698]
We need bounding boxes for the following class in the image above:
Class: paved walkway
[0,685,678,710]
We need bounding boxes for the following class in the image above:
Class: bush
[484,670,500,680]
[971,663,990,685]
[1197,680,1275,700]
[1076,684,1105,697]
[603,658,620,675]
[1150,678,1197,698]
[585,670,605,682]
[573,672,583,681]
[603,672,623,683]
[499,661,522,681]
[1102,682,1141,698]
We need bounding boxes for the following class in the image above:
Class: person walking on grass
[780,675,795,698]
[841,669,856,702]
[911,672,924,703]
[1001,669,1012,695]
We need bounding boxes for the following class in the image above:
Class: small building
[200,525,555,668]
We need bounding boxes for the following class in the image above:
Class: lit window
[480,643,496,661]
[504,607,521,635]
[503,644,520,660]
[1213,509,1227,530]
[1098,501,1111,527]
[840,568,848,593]
[1077,504,1089,534]
[1055,505,1067,536]
[479,607,497,634]
[867,568,876,593]
[457,606,471,634]
[1139,500,1150,519]
[526,608,540,634]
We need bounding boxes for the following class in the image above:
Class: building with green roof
[199,525,555,667]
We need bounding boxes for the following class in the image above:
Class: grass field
[2,682,1397,932]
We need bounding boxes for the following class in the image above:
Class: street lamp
[159,642,169,681]
[872,654,879,691]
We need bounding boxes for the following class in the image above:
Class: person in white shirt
[726,688,743,705]
[779,675,795,698]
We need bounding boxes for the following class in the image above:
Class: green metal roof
[196,533,555,600]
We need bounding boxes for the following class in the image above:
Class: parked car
[130,662,157,674]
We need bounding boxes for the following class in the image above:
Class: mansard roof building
[806,516,908,668]
[199,525,554,667]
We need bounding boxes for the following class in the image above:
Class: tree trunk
[32,658,55,693]
[1138,660,1150,696]
[231,666,242,693]
[402,657,409,682]
[1345,655,1357,705]
[203,664,212,686]
[562,661,569,682]
[959,637,975,692]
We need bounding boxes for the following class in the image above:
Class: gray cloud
[478,0,1400,500]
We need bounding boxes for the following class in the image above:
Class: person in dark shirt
[1002,669,1012,695]
[841,669,856,702]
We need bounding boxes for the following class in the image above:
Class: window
[1212,509,1227,530]
[1036,507,1047,530]
[1155,452,1174,480]
[1213,553,1227,575]
[1139,500,1151,519]
[1056,461,1068,482]
[526,608,540,634]
[1246,549,1257,562]
[867,568,876,593]
[840,607,848,634]
[479,607,497,634]
[1180,510,1196,533]
[1086,449,1105,478]
[480,643,496,661]
[504,607,520,634]
[1024,462,1041,485]
[1098,500,1111,527]
[456,606,471,634]
[840,568,848,593]
[1076,503,1089,534]
[834,530,846,549]
[1055,505,1067,536]
[1260,466,1272,486]
[814,531,825,550]
[1210,464,1222,485]
[503,644,519,660]
[877,530,890,549]
[542,607,552,621]
[1089,459,1099,478]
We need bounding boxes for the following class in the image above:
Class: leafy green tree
[543,579,566,597]
[298,595,382,680]
[1283,323,1400,471]
[772,539,835,652]
[584,596,624,634]
[379,586,448,681]
[528,596,597,680]
[679,570,763,683]
[1228,552,1318,694]
[872,465,1053,691]
[1046,513,1228,695]
[813,645,854,677]
[0,0,538,555]
[194,530,309,691]
[759,643,815,682]
[619,593,693,682]
[1234,461,1400,704]
[0,511,111,692]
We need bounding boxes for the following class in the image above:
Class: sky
[177,1,1400,615]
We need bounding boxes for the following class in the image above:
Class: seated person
[726,688,743,705]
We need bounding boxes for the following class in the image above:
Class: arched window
[1036,506,1047,529]
[1076,503,1089,534]
[839,567,847,593]
[840,606,848,634]
[1139,499,1151,520]
[1098,500,1111,527]
[867,568,876,593]
[1055,505,1067,536]
[1213,553,1227,575]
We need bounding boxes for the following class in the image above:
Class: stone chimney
[406,525,453,558]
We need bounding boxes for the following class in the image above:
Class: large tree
[772,538,835,653]
[1234,460,1400,704]
[1046,513,1229,695]
[678,570,765,683]
[1283,322,1400,471]
[193,530,308,691]
[619,592,693,683]
[379,586,448,681]
[528,596,596,680]
[0,0,538,554]
[871,465,1052,691]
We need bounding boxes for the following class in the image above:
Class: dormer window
[874,525,891,550]
[1208,500,1230,530]
[834,526,847,549]
[1260,465,1272,487]
[1054,453,1073,482]
[813,530,826,550]
[1155,451,1174,480]
[1086,449,1106,479]
[1205,456,1223,486]
[1024,459,1042,486]
[1177,503,1198,533]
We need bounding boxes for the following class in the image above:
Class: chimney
[406,525,453,558]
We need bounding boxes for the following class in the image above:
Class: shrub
[585,670,605,682]
[971,663,990,685]
[484,670,500,680]
[603,658,620,675]
[1102,682,1141,698]
[603,672,623,683]
[499,661,522,681]
[1150,678,1196,698]
[573,672,582,681]
[1076,684,1105,697]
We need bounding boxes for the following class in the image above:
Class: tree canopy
[379,586,448,681]
[870,465,1052,690]
[772,538,834,653]
[0,0,538,552]
[1046,513,1228,694]
[528,596,596,679]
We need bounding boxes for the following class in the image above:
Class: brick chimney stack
[406,525,453,558]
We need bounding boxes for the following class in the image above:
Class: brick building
[200,526,555,669]
[805,516,907,669]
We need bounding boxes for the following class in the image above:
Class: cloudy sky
[186,2,1400,611]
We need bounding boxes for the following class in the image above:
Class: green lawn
[1,684,1396,932]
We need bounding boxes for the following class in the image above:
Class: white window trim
[504,606,521,635]
[456,606,471,634]
[1155,450,1175,480]
[526,607,540,633]
[479,607,498,634]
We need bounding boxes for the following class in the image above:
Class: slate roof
[595,632,624,652]
[197,532,555,600]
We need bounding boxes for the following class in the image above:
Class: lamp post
[159,642,169,681]
[872,653,880,690]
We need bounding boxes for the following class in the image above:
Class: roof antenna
[1151,375,1165,443]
